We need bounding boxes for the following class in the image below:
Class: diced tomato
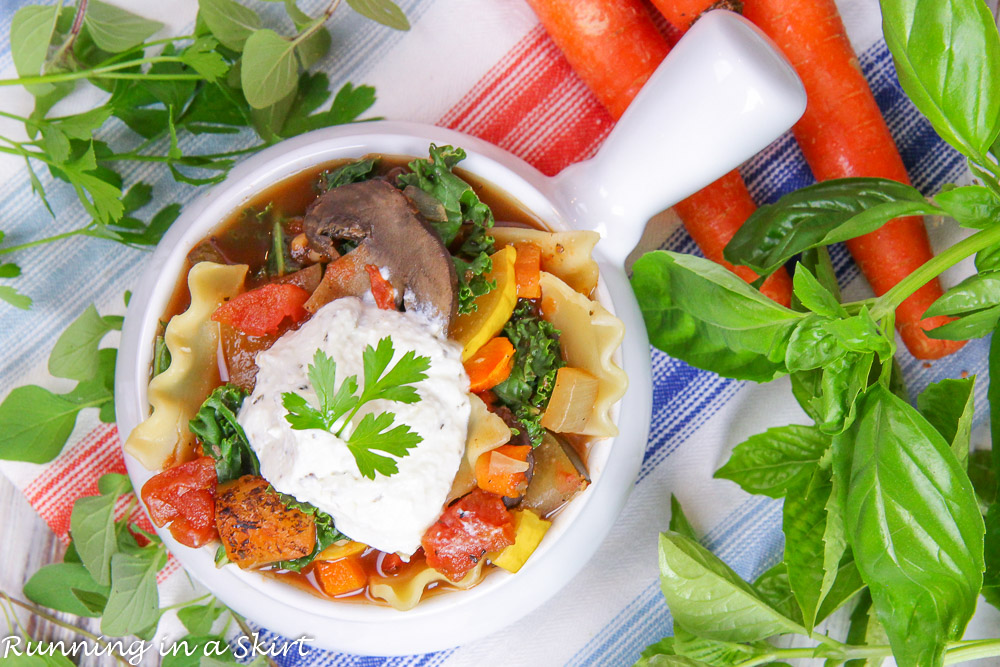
[211,283,310,336]
[378,552,405,575]
[141,457,219,548]
[365,264,397,310]
[421,489,515,581]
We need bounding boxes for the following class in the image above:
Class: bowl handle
[548,10,806,266]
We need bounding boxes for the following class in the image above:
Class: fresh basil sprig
[632,0,1000,664]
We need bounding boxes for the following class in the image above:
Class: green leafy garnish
[492,300,565,446]
[189,385,258,484]
[282,338,430,479]
[397,144,497,314]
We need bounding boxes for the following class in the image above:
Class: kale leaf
[320,157,378,191]
[397,144,496,314]
[492,300,565,446]
[189,384,258,484]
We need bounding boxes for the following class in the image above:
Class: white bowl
[115,11,805,656]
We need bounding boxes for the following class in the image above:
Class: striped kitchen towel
[0,0,991,664]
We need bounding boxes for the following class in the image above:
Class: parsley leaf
[282,337,430,479]
[493,300,565,446]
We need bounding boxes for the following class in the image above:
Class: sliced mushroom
[304,179,458,329]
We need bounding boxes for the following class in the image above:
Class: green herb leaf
[346,411,422,479]
[101,549,167,637]
[296,24,331,69]
[320,157,378,190]
[242,29,299,109]
[790,352,874,434]
[0,285,33,310]
[844,591,889,667]
[935,185,1000,229]
[880,0,1000,158]
[752,564,803,626]
[198,0,261,51]
[23,563,111,618]
[360,337,431,404]
[190,385,259,484]
[917,377,975,468]
[657,532,805,642]
[792,263,846,319]
[714,425,829,498]
[814,553,866,623]
[724,178,939,276]
[631,251,800,382]
[346,0,410,30]
[177,599,224,636]
[926,303,1000,340]
[48,304,121,381]
[926,272,1000,319]
[10,5,61,95]
[844,385,984,667]
[0,386,82,463]
[669,494,697,540]
[672,625,770,666]
[69,491,120,587]
[83,0,163,53]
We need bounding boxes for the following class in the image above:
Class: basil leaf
[83,0,163,53]
[925,303,1000,340]
[925,272,1000,318]
[198,0,261,51]
[935,185,1000,229]
[0,285,33,310]
[672,625,769,666]
[917,377,975,468]
[880,0,1000,159]
[794,352,874,434]
[782,467,846,630]
[23,563,110,618]
[101,549,167,637]
[752,564,803,626]
[669,494,697,540]
[724,178,938,275]
[241,29,299,109]
[177,599,224,636]
[844,385,984,667]
[791,263,846,319]
[976,241,1000,273]
[815,553,866,623]
[657,532,804,642]
[844,591,889,667]
[983,501,1000,608]
[784,316,846,372]
[631,251,800,382]
[714,424,829,498]
[346,0,410,31]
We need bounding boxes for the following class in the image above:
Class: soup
[125,145,626,609]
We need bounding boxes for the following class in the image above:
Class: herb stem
[49,0,83,66]
[0,229,92,255]
[0,56,202,86]
[871,223,1000,319]
[1,593,131,666]
[944,638,1000,664]
[159,592,212,612]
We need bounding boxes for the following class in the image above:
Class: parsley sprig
[281,337,431,480]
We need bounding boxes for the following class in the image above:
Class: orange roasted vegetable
[513,243,542,299]
[475,444,532,498]
[215,476,316,568]
[312,556,368,596]
[464,337,515,392]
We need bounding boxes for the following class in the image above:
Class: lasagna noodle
[490,227,600,295]
[538,272,627,437]
[369,562,485,611]
[448,393,511,502]
[125,262,248,469]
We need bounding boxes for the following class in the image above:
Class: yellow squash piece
[492,509,551,573]
[316,540,367,561]
[450,245,518,361]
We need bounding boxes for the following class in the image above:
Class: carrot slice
[523,0,792,306]
[364,264,396,310]
[475,444,532,498]
[464,337,516,392]
[513,243,542,299]
[739,0,963,359]
[312,556,368,596]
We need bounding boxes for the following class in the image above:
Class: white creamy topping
[238,297,470,555]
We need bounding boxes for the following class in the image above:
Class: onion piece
[539,367,600,433]
[488,451,531,477]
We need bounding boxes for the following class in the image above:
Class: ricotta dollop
[237,297,470,555]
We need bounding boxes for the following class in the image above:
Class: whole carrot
[523,0,792,305]
[739,0,962,359]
